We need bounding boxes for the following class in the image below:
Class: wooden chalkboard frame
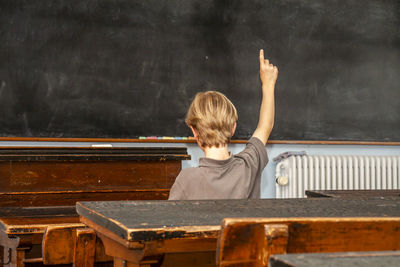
[0,136,399,146]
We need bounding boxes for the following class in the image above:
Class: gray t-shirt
[168,137,268,200]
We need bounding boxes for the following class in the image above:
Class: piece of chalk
[182,137,188,140]
[139,136,146,139]
[162,136,174,140]
[174,137,182,140]
[91,144,113,147]
[146,136,158,139]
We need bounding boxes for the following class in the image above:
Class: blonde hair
[185,91,238,148]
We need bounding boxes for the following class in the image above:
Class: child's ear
[189,125,198,138]
[232,122,237,136]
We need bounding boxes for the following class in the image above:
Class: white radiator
[275,155,400,198]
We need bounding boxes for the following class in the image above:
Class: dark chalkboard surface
[0,0,399,142]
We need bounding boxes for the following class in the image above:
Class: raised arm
[252,49,278,145]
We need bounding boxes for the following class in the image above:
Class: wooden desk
[0,206,113,267]
[0,147,189,266]
[269,251,400,267]
[76,198,400,267]
[0,206,79,266]
[0,147,190,206]
[306,190,400,198]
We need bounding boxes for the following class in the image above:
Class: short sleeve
[236,137,268,170]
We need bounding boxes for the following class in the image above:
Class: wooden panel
[42,226,77,264]
[0,161,181,193]
[217,218,400,267]
[42,226,112,265]
[0,147,189,202]
[161,252,217,267]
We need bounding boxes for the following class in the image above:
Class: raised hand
[259,49,278,87]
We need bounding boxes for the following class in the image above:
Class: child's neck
[203,145,230,160]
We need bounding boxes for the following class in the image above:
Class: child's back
[169,137,267,199]
[169,50,278,200]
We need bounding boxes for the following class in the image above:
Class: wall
[1,141,399,198]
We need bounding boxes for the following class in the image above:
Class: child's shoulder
[173,167,204,193]
[177,166,202,180]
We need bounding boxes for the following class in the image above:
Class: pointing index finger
[259,49,264,66]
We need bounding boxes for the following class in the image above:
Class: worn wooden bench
[0,206,82,266]
[0,206,112,267]
[216,217,400,266]
[76,198,400,267]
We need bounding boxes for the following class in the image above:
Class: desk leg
[217,223,288,267]
[0,246,5,267]
[6,247,18,267]
[16,249,25,267]
[96,233,157,267]
[114,257,151,267]
[113,257,124,267]
[73,228,96,267]
[0,246,15,267]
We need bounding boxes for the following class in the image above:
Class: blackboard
[0,0,399,142]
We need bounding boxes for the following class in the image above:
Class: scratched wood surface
[0,206,79,234]
[76,198,400,241]
[0,206,77,219]
[306,190,400,198]
[269,251,400,267]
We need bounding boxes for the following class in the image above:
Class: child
[169,50,278,200]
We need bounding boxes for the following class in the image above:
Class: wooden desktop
[76,198,400,267]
